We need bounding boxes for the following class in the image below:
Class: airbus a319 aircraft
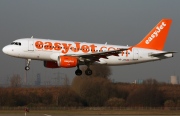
[2,19,176,76]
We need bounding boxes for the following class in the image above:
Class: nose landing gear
[25,59,31,71]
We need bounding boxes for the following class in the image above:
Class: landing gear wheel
[25,66,30,71]
[85,69,92,76]
[25,59,31,71]
[75,69,82,76]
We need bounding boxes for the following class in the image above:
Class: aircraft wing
[65,48,128,61]
[149,51,177,57]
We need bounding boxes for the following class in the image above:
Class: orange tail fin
[135,19,172,50]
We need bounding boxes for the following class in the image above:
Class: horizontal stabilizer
[149,51,177,57]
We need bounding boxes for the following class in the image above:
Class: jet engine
[57,56,78,68]
[44,56,78,68]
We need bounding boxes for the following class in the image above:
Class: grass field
[0,109,180,115]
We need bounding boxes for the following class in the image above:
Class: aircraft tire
[75,69,82,76]
[85,69,92,76]
[25,66,30,71]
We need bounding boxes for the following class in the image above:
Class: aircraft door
[133,48,139,60]
[28,40,34,51]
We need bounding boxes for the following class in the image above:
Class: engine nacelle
[44,61,59,68]
[57,56,78,68]
[44,56,78,68]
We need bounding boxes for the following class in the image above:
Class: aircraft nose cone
[2,46,6,53]
[2,46,10,54]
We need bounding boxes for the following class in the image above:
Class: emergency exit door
[28,40,34,51]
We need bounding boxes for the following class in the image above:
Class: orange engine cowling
[44,61,59,68]
[57,56,78,68]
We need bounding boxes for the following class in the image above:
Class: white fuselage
[2,38,173,66]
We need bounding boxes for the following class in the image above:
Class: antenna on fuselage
[31,36,33,39]
[105,42,107,45]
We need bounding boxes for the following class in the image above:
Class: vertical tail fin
[135,19,172,50]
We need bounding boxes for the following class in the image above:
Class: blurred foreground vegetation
[0,65,180,108]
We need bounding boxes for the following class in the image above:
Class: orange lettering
[108,47,115,51]
[35,41,43,49]
[81,45,89,53]
[71,42,80,52]
[62,43,72,54]
[100,46,107,52]
[54,42,61,51]
[34,41,125,55]
[90,44,97,53]
[44,42,53,50]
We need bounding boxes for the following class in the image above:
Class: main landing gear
[75,64,92,76]
[85,68,92,75]
[75,65,82,76]
[25,59,31,71]
[85,63,92,75]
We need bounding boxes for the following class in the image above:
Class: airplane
[2,19,176,76]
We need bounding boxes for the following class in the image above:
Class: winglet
[135,19,172,50]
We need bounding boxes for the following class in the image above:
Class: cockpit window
[11,42,21,46]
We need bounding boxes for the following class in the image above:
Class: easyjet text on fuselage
[35,41,122,54]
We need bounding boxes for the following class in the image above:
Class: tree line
[0,65,180,107]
